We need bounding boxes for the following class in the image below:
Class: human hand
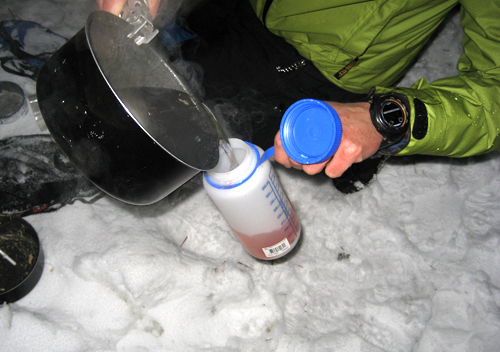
[96,0,161,19]
[273,101,384,178]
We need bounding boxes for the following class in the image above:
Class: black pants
[180,0,364,149]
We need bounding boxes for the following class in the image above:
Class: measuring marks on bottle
[262,168,300,239]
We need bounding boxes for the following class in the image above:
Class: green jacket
[249,0,500,157]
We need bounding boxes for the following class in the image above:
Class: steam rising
[155,0,263,145]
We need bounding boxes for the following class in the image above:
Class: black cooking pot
[36,11,220,205]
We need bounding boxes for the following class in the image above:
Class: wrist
[368,90,411,155]
[327,101,385,159]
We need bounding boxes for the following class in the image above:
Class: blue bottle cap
[280,99,342,164]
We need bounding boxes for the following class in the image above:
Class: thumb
[100,0,128,16]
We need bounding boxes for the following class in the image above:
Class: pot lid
[85,10,220,171]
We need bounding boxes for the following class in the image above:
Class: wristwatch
[369,91,411,155]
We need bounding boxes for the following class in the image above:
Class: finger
[302,159,329,175]
[273,132,293,168]
[148,0,160,19]
[325,157,353,178]
[101,0,127,15]
[323,146,360,178]
[289,159,304,171]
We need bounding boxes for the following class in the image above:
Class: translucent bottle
[203,138,301,260]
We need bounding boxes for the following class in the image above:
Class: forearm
[382,74,500,158]
[385,1,500,158]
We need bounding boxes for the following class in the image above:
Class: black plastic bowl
[0,215,43,303]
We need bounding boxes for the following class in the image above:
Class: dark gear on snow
[0,20,67,80]
[0,135,103,217]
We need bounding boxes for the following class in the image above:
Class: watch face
[370,93,410,145]
[381,99,407,128]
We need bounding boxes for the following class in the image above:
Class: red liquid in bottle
[231,209,300,260]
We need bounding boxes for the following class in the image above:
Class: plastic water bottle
[203,99,341,260]
[203,138,301,260]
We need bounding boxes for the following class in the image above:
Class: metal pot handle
[120,0,159,45]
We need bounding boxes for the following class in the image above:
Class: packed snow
[1,1,500,351]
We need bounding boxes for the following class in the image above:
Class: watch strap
[369,91,411,155]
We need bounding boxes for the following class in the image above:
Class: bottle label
[262,237,291,258]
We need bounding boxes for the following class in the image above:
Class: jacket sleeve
[378,1,500,157]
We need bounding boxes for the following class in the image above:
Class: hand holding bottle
[274,100,383,178]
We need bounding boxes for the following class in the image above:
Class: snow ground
[1,1,500,351]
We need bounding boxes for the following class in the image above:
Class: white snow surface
[2,1,500,351]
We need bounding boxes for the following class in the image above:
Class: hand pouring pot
[36,10,220,205]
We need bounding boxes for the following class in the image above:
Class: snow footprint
[463,178,500,236]
[353,301,426,352]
